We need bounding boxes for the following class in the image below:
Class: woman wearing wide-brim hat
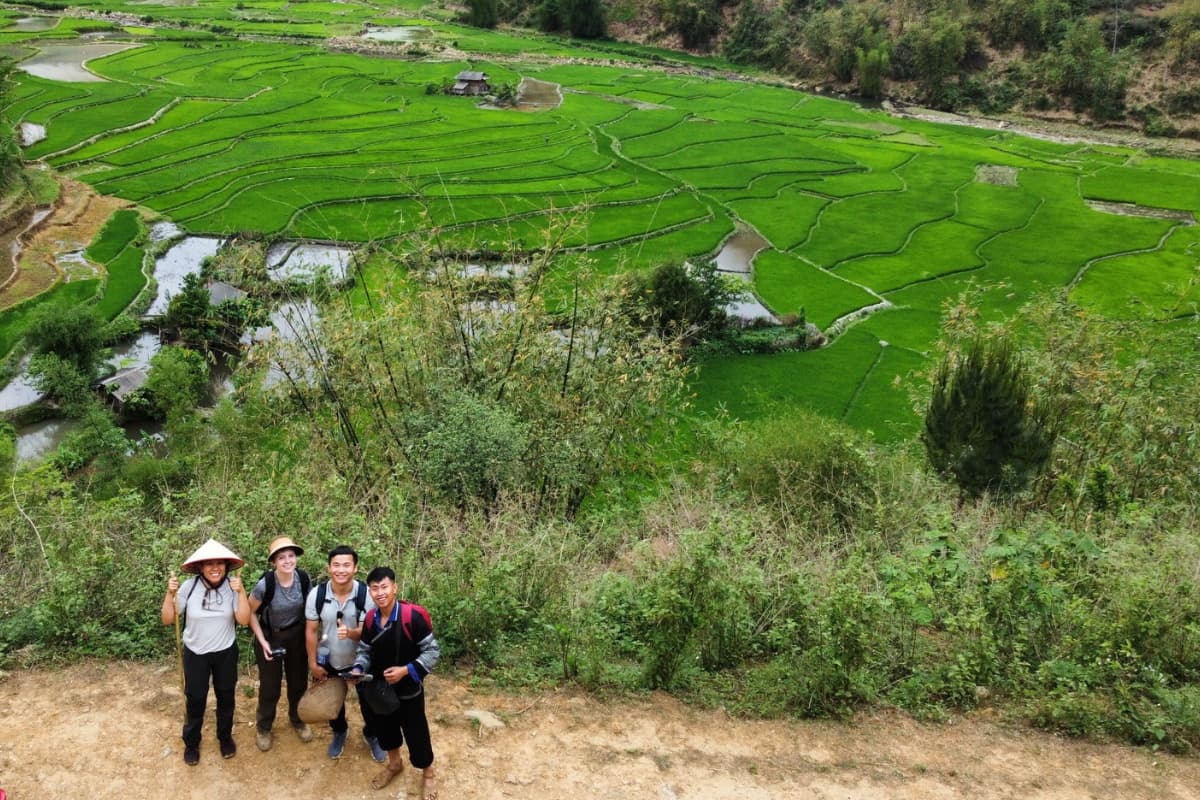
[247,536,315,752]
[161,538,250,766]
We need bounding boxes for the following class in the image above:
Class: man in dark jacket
[348,567,440,798]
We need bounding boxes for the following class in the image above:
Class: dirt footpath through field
[0,660,1198,799]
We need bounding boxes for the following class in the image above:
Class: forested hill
[498,0,1200,138]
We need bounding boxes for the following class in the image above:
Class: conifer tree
[923,337,1057,501]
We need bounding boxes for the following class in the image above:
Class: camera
[269,646,287,658]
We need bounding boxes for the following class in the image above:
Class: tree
[143,345,209,424]
[724,1,771,65]
[856,44,889,99]
[564,0,605,39]
[639,260,737,340]
[24,304,104,375]
[465,0,499,29]
[923,338,1057,502]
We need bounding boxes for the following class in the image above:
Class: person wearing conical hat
[247,536,314,752]
[161,538,250,766]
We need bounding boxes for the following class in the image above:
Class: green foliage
[260,239,687,513]
[1034,19,1129,119]
[563,0,606,38]
[986,0,1071,52]
[465,0,500,28]
[407,389,529,507]
[141,346,209,424]
[1166,0,1200,70]
[723,1,770,66]
[901,15,969,107]
[24,304,104,375]
[0,421,14,476]
[27,353,93,414]
[635,259,736,341]
[731,410,876,535]
[923,338,1057,501]
[856,44,889,99]
[663,0,722,50]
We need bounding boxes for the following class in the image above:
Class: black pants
[182,643,239,748]
[254,623,308,732]
[330,682,377,738]
[362,689,433,768]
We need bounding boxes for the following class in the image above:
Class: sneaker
[256,729,273,752]
[328,729,348,759]
[293,722,314,743]
[363,732,386,763]
[183,746,200,766]
[219,738,237,759]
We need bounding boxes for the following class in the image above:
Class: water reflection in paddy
[14,418,74,463]
[0,358,41,412]
[18,122,46,146]
[713,228,769,278]
[18,42,140,82]
[146,236,222,316]
[266,243,352,283]
[239,299,322,389]
[108,330,162,371]
[362,26,433,42]
[12,17,58,32]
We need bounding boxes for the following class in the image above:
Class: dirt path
[1,661,1198,799]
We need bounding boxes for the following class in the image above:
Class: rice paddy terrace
[2,1,1198,440]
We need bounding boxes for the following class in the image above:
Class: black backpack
[313,579,369,625]
[258,568,311,629]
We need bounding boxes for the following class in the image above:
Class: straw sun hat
[267,536,304,563]
[181,538,246,574]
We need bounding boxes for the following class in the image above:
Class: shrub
[731,410,876,535]
[24,304,104,375]
[923,338,1058,502]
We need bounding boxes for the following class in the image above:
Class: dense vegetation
[625,0,1200,134]
[0,0,1199,755]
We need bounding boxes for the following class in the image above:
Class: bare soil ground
[1,660,1199,799]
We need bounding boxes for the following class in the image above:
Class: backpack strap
[298,569,311,600]
[353,581,368,619]
[400,602,413,641]
[315,580,328,611]
[261,569,276,606]
[364,606,378,635]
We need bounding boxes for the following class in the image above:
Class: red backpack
[364,601,432,641]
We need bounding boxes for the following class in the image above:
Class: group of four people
[161,537,438,798]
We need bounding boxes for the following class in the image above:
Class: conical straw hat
[298,677,347,723]
[181,538,246,574]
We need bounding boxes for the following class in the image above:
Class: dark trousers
[362,689,433,769]
[182,643,239,748]
[330,682,376,738]
[254,623,308,732]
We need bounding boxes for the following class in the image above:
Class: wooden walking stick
[171,570,184,696]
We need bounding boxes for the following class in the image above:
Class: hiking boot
[183,746,200,766]
[219,737,237,759]
[293,722,314,743]
[328,729,348,759]
[364,732,386,763]
[256,729,273,752]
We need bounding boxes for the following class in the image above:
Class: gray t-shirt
[250,572,306,630]
[305,580,375,671]
[176,577,239,655]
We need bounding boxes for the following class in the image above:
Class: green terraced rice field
[2,3,1197,439]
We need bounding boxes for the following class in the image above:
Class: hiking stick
[171,571,184,696]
